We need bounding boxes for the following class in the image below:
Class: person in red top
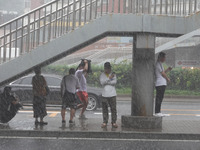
[75,60,89,119]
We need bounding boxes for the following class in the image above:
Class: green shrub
[43,63,200,92]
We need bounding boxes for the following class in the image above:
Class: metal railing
[0,0,199,64]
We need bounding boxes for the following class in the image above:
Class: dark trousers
[102,96,117,124]
[155,86,166,113]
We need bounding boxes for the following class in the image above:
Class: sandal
[101,123,107,128]
[112,123,118,128]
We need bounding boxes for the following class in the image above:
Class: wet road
[0,137,200,150]
[20,101,200,121]
[1,100,200,150]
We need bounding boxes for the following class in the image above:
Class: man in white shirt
[155,52,172,117]
[61,68,80,124]
[75,60,88,119]
[100,62,118,128]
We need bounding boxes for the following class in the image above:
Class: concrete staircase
[0,0,200,86]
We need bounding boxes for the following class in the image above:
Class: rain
[0,0,200,150]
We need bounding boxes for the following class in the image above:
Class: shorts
[76,91,88,102]
[62,91,77,109]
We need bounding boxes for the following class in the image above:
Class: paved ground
[1,101,200,150]
[1,101,200,133]
[0,137,200,150]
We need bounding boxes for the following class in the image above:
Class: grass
[116,88,200,96]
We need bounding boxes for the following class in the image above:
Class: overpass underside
[1,13,200,86]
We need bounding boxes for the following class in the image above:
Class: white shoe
[154,113,170,117]
[162,113,170,117]
[154,113,163,117]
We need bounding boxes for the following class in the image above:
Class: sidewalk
[1,116,200,140]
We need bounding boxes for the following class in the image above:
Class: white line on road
[0,136,200,143]
[19,110,61,114]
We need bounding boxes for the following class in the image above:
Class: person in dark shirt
[0,87,22,123]
[32,67,49,125]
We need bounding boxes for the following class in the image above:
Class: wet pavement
[0,101,200,140]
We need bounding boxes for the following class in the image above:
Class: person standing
[100,62,118,128]
[75,60,89,119]
[32,67,49,125]
[61,68,80,124]
[155,52,172,117]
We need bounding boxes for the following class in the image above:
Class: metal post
[48,4,52,41]
[101,0,103,15]
[112,0,115,13]
[154,0,156,14]
[84,0,87,23]
[118,0,121,13]
[43,7,46,43]
[106,0,108,13]
[60,0,64,35]
[142,0,144,13]
[165,0,167,14]
[73,0,76,29]
[189,0,191,14]
[9,24,12,60]
[90,0,92,20]
[177,0,180,14]
[160,0,163,14]
[79,0,82,25]
[67,0,70,30]
[95,0,98,19]
[194,0,197,13]
[148,0,151,14]
[3,26,6,62]
[21,18,24,54]
[55,1,58,37]
[15,21,18,57]
[124,0,127,13]
[37,10,41,46]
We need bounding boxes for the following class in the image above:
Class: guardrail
[0,0,199,64]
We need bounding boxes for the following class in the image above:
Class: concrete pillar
[121,34,162,129]
[131,34,155,116]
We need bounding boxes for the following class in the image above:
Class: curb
[117,94,200,99]
[0,129,200,140]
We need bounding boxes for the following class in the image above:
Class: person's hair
[104,62,111,69]
[78,61,85,68]
[69,68,75,75]
[158,52,166,60]
[34,67,41,75]
[3,87,11,94]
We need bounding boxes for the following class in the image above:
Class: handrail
[0,0,199,64]
[0,0,58,28]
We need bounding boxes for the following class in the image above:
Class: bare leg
[70,109,75,121]
[80,98,88,116]
[61,109,66,121]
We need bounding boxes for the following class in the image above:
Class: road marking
[163,109,200,112]
[19,110,61,114]
[0,136,200,143]
[169,114,200,116]
[49,113,58,117]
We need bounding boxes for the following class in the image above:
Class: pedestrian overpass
[0,0,200,128]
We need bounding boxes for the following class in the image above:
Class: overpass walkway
[0,0,200,86]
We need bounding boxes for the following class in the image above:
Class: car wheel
[86,94,98,111]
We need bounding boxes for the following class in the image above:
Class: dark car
[0,74,103,111]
